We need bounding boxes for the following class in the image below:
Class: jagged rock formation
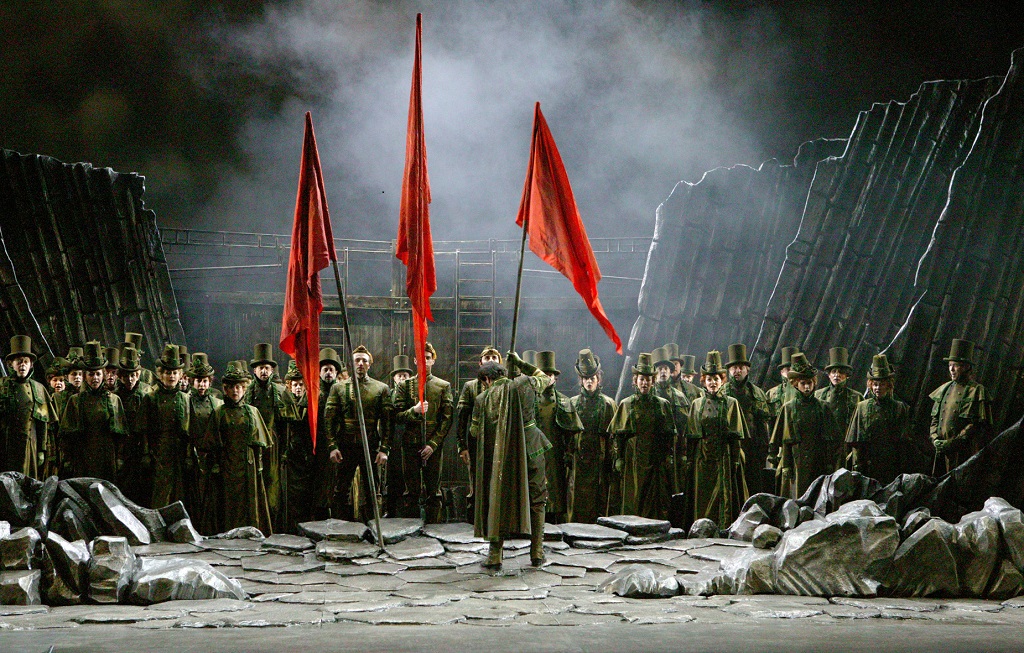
[631,50,1024,439]
[0,149,184,366]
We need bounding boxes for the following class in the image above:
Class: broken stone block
[31,475,58,537]
[368,518,424,544]
[597,515,671,536]
[728,504,769,542]
[954,510,1001,597]
[88,536,136,604]
[901,508,932,540]
[987,558,1024,600]
[43,531,88,597]
[166,518,203,544]
[543,522,563,541]
[0,473,34,526]
[571,538,621,550]
[0,569,41,605]
[798,506,815,525]
[0,526,42,570]
[87,483,152,545]
[157,501,189,526]
[262,533,313,552]
[883,518,959,597]
[740,493,788,522]
[299,518,369,543]
[385,536,446,561]
[719,547,776,594]
[688,518,718,539]
[808,469,881,517]
[67,478,166,541]
[774,502,899,596]
[213,526,265,540]
[988,505,1024,573]
[316,540,380,562]
[129,557,247,604]
[778,500,800,530]
[625,532,674,545]
[752,524,783,549]
[559,523,628,543]
[48,498,99,544]
[873,474,937,523]
[598,564,678,598]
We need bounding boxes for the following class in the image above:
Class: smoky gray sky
[2,1,1023,241]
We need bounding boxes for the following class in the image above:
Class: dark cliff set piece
[631,49,1024,445]
[0,149,185,366]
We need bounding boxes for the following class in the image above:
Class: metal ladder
[454,244,496,389]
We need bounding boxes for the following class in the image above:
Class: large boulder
[954,510,1001,597]
[882,518,960,597]
[48,497,98,543]
[67,478,166,541]
[0,526,43,570]
[982,498,1024,573]
[752,524,783,549]
[688,518,718,539]
[0,473,34,527]
[986,559,1024,600]
[873,474,937,523]
[598,564,678,598]
[87,536,136,603]
[597,515,671,536]
[87,483,151,546]
[128,558,246,604]
[774,500,899,596]
[31,476,59,537]
[804,469,881,517]
[727,505,769,541]
[41,531,89,605]
[719,547,776,594]
[0,569,41,604]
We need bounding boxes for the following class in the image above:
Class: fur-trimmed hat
[786,353,817,380]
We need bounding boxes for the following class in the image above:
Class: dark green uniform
[115,380,151,505]
[929,380,993,473]
[456,379,482,510]
[725,377,771,496]
[567,388,616,523]
[673,377,703,403]
[0,375,54,479]
[687,390,748,527]
[772,393,841,499]
[845,393,910,485]
[815,381,861,465]
[327,374,393,521]
[609,391,676,520]
[394,374,452,522]
[140,383,191,508]
[279,391,319,534]
[210,398,274,534]
[60,384,127,481]
[655,379,692,495]
[536,385,583,522]
[188,390,223,534]
[244,378,286,525]
[314,377,338,519]
[471,370,552,540]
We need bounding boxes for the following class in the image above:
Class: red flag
[280,112,337,451]
[516,103,623,353]
[396,14,435,402]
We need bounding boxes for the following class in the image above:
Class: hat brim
[250,359,278,368]
[575,364,601,377]
[824,364,853,372]
[700,366,727,375]
[867,371,896,380]
[786,369,817,380]
[391,368,413,376]
[540,368,560,376]
[942,357,973,364]
[118,363,142,372]
[632,366,655,376]
[725,359,751,368]
[5,352,36,363]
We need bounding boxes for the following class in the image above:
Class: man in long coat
[116,345,151,506]
[0,336,55,479]
[567,349,616,523]
[846,354,910,485]
[139,344,191,508]
[929,339,993,474]
[815,347,861,466]
[534,351,583,524]
[724,343,771,496]
[245,343,286,526]
[457,347,502,515]
[60,341,127,481]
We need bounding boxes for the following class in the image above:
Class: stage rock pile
[0,472,244,606]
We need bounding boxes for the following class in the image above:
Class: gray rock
[213,526,265,540]
[1,526,42,570]
[989,505,1024,573]
[42,531,89,604]
[88,483,151,545]
[559,522,628,543]
[49,497,97,543]
[385,536,446,561]
[883,518,960,597]
[752,524,783,549]
[368,518,423,544]
[262,534,313,552]
[779,500,800,530]
[299,518,370,543]
[571,538,621,550]
[625,532,674,546]
[987,558,1024,600]
[774,501,899,596]
[954,510,1001,597]
[0,473,33,526]
[688,518,718,539]
[543,522,564,542]
[598,564,679,598]
[68,478,166,541]
[597,515,671,536]
[741,494,788,523]
[901,508,932,539]
[808,468,880,517]
[315,540,380,562]
[798,506,815,525]
[422,522,483,545]
[0,521,8,538]
[129,557,247,604]
[157,501,189,525]
[31,475,58,537]
[719,547,776,594]
[88,535,137,603]
[167,518,203,544]
[0,569,41,604]
[728,504,770,541]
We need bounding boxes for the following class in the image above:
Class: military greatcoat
[0,375,54,479]
[845,393,910,485]
[60,384,127,481]
[567,388,616,523]
[929,379,993,473]
[687,390,748,527]
[211,398,274,534]
[609,391,676,520]
[772,392,841,499]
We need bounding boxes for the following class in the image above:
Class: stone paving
[4,519,1024,637]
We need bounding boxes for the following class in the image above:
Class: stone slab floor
[4,527,1024,652]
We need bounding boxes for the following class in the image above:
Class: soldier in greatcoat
[845,354,910,485]
[139,344,191,508]
[653,346,691,496]
[60,341,127,481]
[187,353,223,534]
[929,339,993,474]
[815,347,861,465]
[116,345,151,505]
[724,343,772,496]
[566,349,616,523]
[245,343,286,526]
[0,336,55,479]
[457,347,502,515]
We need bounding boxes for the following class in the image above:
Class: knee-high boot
[484,539,503,569]
[530,505,546,566]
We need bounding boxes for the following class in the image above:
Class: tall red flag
[396,14,435,402]
[280,112,337,451]
[516,103,622,354]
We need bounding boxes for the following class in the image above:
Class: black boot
[530,506,546,567]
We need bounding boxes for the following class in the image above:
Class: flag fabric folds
[396,13,435,402]
[515,102,623,354]
[280,111,338,451]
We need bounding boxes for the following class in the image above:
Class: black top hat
[6,335,36,363]
[785,353,817,380]
[778,346,799,370]
[726,343,751,368]
[943,339,975,365]
[103,347,120,369]
[701,350,727,375]
[867,354,896,380]
[157,344,185,370]
[189,352,215,378]
[119,346,142,372]
[535,351,560,375]
[250,343,277,368]
[651,346,674,369]
[679,354,696,375]
[222,360,252,384]
[80,341,107,371]
[124,332,143,351]
[319,348,344,372]
[575,349,601,377]
[391,354,413,376]
[824,347,853,372]
[632,353,656,376]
